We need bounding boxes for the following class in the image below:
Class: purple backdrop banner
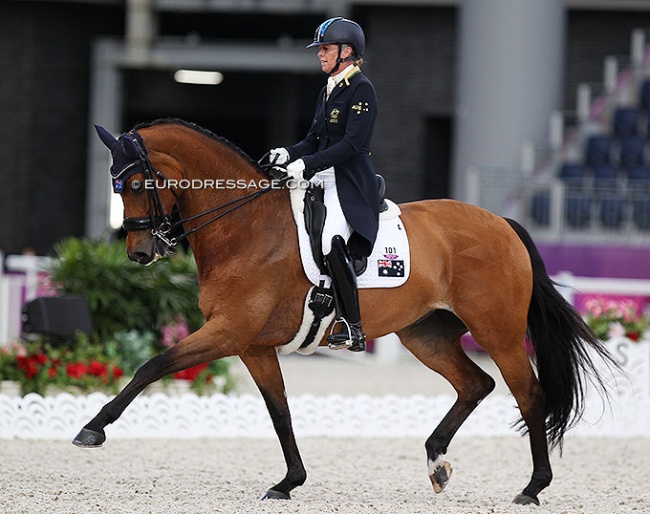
[537,243,650,279]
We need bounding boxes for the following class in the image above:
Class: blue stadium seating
[565,191,591,228]
[627,165,650,187]
[592,164,618,190]
[530,191,550,226]
[640,80,650,113]
[618,135,646,168]
[633,198,650,231]
[612,107,639,137]
[585,135,612,166]
[598,193,626,229]
[559,162,587,186]
[545,77,650,234]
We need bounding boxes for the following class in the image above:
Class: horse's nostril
[131,251,152,264]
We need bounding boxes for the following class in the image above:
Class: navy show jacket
[287,66,380,258]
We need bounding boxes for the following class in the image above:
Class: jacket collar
[327,66,361,101]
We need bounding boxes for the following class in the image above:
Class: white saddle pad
[289,183,410,289]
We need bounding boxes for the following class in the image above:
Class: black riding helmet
[307,17,366,58]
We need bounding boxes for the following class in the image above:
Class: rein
[115,131,288,248]
[160,175,289,247]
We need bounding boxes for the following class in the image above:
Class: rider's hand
[269,147,290,165]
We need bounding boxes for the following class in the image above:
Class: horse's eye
[130,179,144,193]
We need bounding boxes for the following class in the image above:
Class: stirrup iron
[327,318,353,350]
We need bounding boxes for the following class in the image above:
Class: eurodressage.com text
[143,178,318,190]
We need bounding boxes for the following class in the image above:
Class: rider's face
[317,44,352,75]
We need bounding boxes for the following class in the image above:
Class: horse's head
[96,125,178,265]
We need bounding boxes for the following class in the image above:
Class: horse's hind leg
[488,345,551,505]
[239,346,306,500]
[398,310,496,494]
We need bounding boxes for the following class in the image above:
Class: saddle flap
[303,187,327,274]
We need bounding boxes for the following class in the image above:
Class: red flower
[88,360,108,378]
[17,355,44,379]
[48,367,57,378]
[173,363,209,381]
[66,363,88,379]
[627,331,640,341]
[112,366,124,379]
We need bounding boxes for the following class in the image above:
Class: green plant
[48,238,204,341]
[107,330,157,375]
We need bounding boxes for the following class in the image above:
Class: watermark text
[143,177,318,191]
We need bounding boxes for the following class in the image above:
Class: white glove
[285,159,306,178]
[269,147,290,165]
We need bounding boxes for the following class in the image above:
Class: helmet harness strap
[331,44,355,76]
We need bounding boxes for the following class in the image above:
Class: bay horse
[74,118,616,505]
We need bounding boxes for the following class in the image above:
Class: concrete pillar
[126,0,155,66]
[85,40,125,239]
[452,0,565,209]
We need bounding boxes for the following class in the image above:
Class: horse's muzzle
[127,233,167,265]
[130,249,156,265]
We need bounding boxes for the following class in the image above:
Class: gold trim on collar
[343,66,361,86]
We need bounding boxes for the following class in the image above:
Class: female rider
[270,17,380,352]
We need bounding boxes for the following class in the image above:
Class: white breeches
[312,167,353,256]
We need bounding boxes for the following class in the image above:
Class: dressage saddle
[304,174,388,276]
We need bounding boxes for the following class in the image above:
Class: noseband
[113,131,288,248]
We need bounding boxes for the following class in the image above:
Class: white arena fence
[1,254,649,440]
[0,340,647,440]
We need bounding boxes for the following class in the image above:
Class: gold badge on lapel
[329,108,340,124]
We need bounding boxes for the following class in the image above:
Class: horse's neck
[174,143,294,278]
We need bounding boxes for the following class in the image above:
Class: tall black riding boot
[325,236,366,352]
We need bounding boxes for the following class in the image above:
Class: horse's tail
[504,218,618,449]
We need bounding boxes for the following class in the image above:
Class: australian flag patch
[377,258,405,277]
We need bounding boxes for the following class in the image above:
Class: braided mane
[133,118,264,174]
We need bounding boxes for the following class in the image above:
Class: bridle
[111,130,288,248]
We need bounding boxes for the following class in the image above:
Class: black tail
[505,218,619,449]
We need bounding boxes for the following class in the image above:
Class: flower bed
[0,340,232,397]
[0,341,124,396]
[583,296,649,341]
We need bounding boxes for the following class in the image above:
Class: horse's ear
[95,124,118,151]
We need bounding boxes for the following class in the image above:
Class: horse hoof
[72,428,106,448]
[429,460,452,493]
[512,493,540,506]
[261,489,291,500]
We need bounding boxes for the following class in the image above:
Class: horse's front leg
[72,320,237,447]
[239,345,306,500]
